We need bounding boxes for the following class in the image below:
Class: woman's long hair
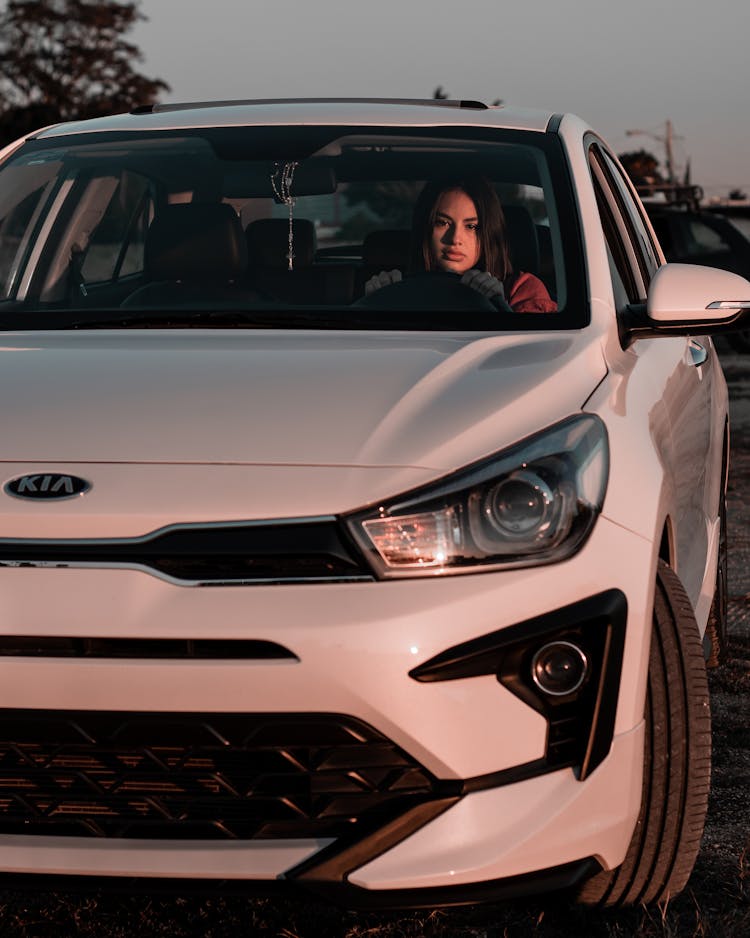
[409,176,513,280]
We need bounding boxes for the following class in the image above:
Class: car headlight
[345,414,608,578]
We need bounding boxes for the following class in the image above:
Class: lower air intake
[0,710,436,840]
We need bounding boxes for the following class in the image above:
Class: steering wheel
[357,271,498,312]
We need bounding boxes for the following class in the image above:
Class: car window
[597,148,660,280]
[0,126,587,331]
[78,172,154,285]
[588,145,643,307]
[0,161,60,300]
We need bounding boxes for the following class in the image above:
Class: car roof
[32,98,559,139]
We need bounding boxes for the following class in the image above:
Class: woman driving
[365,176,557,313]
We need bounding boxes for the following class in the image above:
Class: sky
[131,0,750,200]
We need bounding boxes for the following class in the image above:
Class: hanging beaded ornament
[271,161,299,271]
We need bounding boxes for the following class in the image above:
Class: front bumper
[0,726,642,907]
[0,513,654,895]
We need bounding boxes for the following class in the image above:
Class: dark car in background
[705,203,750,241]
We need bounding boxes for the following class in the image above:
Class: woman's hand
[460,269,504,299]
[461,269,512,312]
[365,269,403,295]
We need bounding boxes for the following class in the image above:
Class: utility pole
[625,121,681,184]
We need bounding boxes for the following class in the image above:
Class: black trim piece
[0,518,372,584]
[288,797,459,885]
[0,637,298,660]
[0,857,602,908]
[458,757,551,794]
[619,301,750,348]
[300,857,602,910]
[546,113,564,134]
[410,590,628,780]
[409,590,625,681]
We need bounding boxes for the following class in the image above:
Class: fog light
[531,640,588,696]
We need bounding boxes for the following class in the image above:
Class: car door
[588,141,719,608]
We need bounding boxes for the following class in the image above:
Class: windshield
[0,125,585,330]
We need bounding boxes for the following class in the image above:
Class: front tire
[578,560,711,906]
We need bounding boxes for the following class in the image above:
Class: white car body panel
[0,329,605,473]
[589,332,725,618]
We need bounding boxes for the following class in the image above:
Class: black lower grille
[0,638,297,660]
[0,711,437,840]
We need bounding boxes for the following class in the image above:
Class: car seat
[245,218,355,304]
[503,204,541,276]
[121,202,251,307]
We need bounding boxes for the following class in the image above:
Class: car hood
[0,329,606,518]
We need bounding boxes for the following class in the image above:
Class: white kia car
[0,98,748,909]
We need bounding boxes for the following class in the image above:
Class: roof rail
[130,97,490,116]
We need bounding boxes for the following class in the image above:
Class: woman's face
[430,189,481,274]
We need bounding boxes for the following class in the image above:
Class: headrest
[246,218,316,268]
[503,204,540,276]
[362,229,411,270]
[146,202,247,282]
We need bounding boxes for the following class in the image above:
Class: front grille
[0,519,372,584]
[0,711,437,839]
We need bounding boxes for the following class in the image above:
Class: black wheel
[578,560,711,907]
[357,271,498,312]
[705,491,729,669]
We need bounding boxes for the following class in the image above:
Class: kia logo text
[4,474,91,500]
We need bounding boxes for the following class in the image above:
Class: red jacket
[508,271,557,313]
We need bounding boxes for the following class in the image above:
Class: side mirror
[620,263,750,346]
